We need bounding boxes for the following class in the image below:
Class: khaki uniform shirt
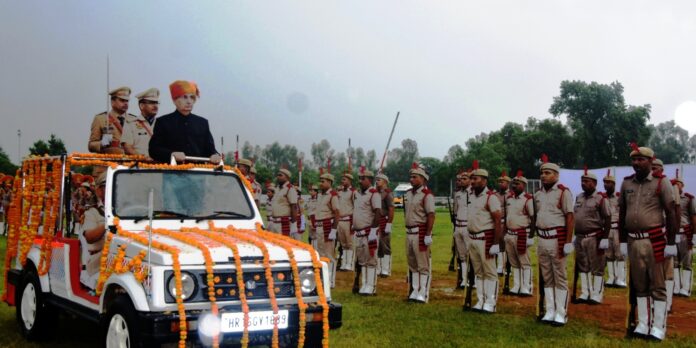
[252,181,262,202]
[88,111,132,153]
[620,174,675,231]
[265,200,273,219]
[379,189,394,217]
[352,186,382,230]
[534,182,574,229]
[606,192,620,224]
[404,185,436,226]
[574,190,611,234]
[306,196,318,217]
[337,186,355,217]
[468,187,501,233]
[506,192,534,230]
[271,182,298,217]
[120,114,156,156]
[81,206,105,253]
[496,190,509,218]
[454,189,469,221]
[678,192,695,227]
[316,189,339,220]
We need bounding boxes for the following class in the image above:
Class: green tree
[0,147,18,175]
[549,80,651,167]
[29,134,67,156]
[647,121,690,164]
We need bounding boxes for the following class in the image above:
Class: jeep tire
[16,265,56,340]
[102,295,143,348]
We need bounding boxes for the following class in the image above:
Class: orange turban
[169,80,200,100]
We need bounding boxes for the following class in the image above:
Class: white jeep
[3,154,342,347]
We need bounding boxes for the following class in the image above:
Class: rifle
[626,269,637,337]
[446,196,457,272]
[352,243,361,294]
[502,251,512,295]
[463,258,475,310]
[571,251,580,303]
[537,262,545,321]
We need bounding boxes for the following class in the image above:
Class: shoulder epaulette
[524,193,533,199]
[369,188,378,193]
[486,189,495,195]
[350,187,356,192]
[285,182,293,189]
[95,111,107,116]
[557,184,569,191]
[652,173,666,178]
[422,188,432,195]
[507,191,515,198]
[330,190,338,196]
[624,174,635,180]
[598,192,608,198]
[385,188,392,193]
[685,193,694,199]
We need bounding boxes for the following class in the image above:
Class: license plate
[220,310,289,333]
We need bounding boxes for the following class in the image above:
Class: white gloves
[100,134,113,147]
[385,223,392,235]
[526,238,534,247]
[423,235,433,246]
[489,244,500,255]
[620,243,628,257]
[571,235,577,246]
[210,153,222,164]
[328,228,337,241]
[368,228,378,242]
[664,244,678,258]
[563,243,574,256]
[290,221,298,234]
[675,234,682,243]
[172,152,186,162]
[598,238,609,250]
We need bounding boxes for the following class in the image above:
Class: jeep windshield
[112,170,254,220]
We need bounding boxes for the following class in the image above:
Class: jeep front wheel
[103,295,142,348]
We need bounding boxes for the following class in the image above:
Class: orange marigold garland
[153,227,220,348]
[38,159,64,275]
[210,224,281,348]
[185,226,252,347]
[1,169,24,301]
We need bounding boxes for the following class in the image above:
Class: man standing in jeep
[148,80,220,164]
[81,173,108,289]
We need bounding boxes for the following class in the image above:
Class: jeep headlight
[167,271,197,301]
[299,268,316,294]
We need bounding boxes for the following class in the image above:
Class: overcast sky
[2,0,696,164]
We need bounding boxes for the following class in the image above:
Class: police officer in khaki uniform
[270,169,299,236]
[352,168,382,295]
[376,172,395,277]
[404,163,436,303]
[619,145,678,340]
[573,169,612,304]
[496,171,511,275]
[337,171,356,271]
[534,155,574,326]
[651,159,677,312]
[315,173,340,288]
[89,86,134,154]
[453,171,471,288]
[504,171,535,296]
[467,162,503,312]
[672,173,695,297]
[122,88,159,157]
[264,185,275,231]
[250,166,262,207]
[80,172,107,289]
[603,169,626,288]
[306,185,319,249]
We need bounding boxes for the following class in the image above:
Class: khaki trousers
[676,236,692,270]
[357,236,378,267]
[575,235,605,276]
[316,226,336,262]
[453,227,470,260]
[337,220,353,249]
[378,231,391,257]
[629,238,666,300]
[406,234,430,273]
[605,228,624,261]
[537,237,568,290]
[504,234,530,269]
[468,238,497,281]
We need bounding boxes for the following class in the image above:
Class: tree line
[2,80,695,196]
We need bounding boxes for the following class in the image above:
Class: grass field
[1,211,695,347]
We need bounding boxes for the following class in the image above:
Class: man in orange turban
[148,80,220,164]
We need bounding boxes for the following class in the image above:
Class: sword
[537,263,545,321]
[378,112,400,172]
[571,252,580,303]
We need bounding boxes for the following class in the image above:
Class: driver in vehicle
[80,172,108,289]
